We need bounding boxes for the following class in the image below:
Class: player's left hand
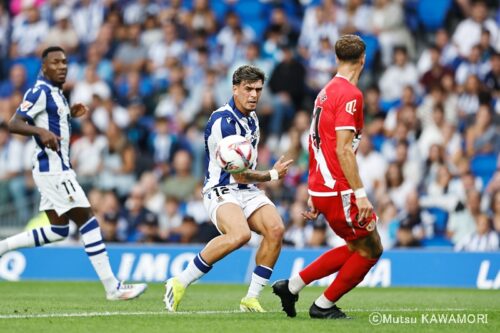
[302,196,319,220]
[70,103,88,118]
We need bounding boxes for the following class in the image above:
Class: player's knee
[266,222,285,242]
[49,224,70,241]
[229,231,252,249]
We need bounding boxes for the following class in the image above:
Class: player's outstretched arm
[232,155,293,184]
[8,113,61,151]
[336,130,373,222]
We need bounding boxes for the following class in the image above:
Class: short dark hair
[42,46,65,59]
[335,34,365,63]
[232,65,266,85]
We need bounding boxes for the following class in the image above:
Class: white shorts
[203,186,275,234]
[33,170,91,216]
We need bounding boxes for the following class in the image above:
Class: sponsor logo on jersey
[20,101,33,112]
[345,99,357,115]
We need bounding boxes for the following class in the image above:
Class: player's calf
[0,224,69,256]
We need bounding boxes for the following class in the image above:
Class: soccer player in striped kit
[0,46,147,301]
[164,65,293,313]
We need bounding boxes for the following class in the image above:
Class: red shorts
[312,191,377,241]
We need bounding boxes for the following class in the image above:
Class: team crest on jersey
[20,101,33,112]
[318,89,327,103]
[57,108,64,116]
[345,99,357,115]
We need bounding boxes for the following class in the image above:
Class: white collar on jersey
[335,73,350,81]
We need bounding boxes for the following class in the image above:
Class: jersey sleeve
[16,87,46,122]
[334,92,362,131]
[206,114,238,158]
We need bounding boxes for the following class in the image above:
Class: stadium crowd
[0,0,499,251]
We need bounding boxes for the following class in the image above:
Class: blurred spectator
[455,213,499,251]
[72,0,105,46]
[421,164,464,213]
[342,0,373,35]
[139,171,165,215]
[283,201,312,248]
[158,196,183,241]
[447,189,481,245]
[417,29,458,75]
[455,45,489,86]
[70,119,108,192]
[113,23,148,75]
[101,212,122,243]
[216,11,255,67]
[122,184,158,242]
[268,44,306,136]
[371,0,414,66]
[490,190,500,233]
[185,0,217,36]
[161,150,198,201]
[136,213,162,243]
[123,0,151,25]
[377,162,415,211]
[0,123,26,220]
[148,21,186,73]
[0,65,28,118]
[92,98,129,132]
[306,37,337,93]
[417,104,447,160]
[0,3,10,76]
[356,135,387,199]
[150,116,185,177]
[394,226,421,248]
[167,215,199,244]
[98,122,136,198]
[267,6,300,47]
[457,74,482,122]
[379,46,419,103]
[419,46,454,93]
[396,190,434,241]
[11,5,48,57]
[70,65,111,106]
[42,6,79,55]
[452,0,499,58]
[465,104,499,157]
[484,52,500,97]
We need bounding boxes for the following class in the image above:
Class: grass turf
[0,282,498,333]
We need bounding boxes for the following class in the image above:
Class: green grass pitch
[0,282,498,333]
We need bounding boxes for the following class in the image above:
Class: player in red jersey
[273,34,383,319]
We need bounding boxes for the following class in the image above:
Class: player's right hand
[356,196,374,222]
[302,196,319,220]
[273,155,293,179]
[39,129,61,151]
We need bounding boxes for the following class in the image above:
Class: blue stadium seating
[417,0,452,31]
[11,57,41,86]
[426,207,449,236]
[358,33,379,71]
[470,153,498,187]
[233,1,269,21]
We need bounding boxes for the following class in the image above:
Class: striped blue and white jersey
[16,76,72,174]
[203,98,260,193]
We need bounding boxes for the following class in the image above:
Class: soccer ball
[215,135,254,174]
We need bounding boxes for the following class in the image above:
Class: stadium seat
[426,207,449,236]
[470,153,498,187]
[247,19,268,40]
[417,0,452,32]
[234,1,268,21]
[211,0,229,25]
[357,34,379,71]
[421,236,454,248]
[11,56,41,86]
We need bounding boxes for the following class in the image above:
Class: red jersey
[308,75,364,196]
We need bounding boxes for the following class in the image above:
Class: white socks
[246,265,273,299]
[79,217,119,294]
[0,225,69,256]
[315,294,335,309]
[177,253,212,288]
[288,274,306,295]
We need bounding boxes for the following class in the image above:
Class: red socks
[299,245,353,284]
[324,252,379,303]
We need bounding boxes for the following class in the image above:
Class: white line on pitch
[0,308,490,319]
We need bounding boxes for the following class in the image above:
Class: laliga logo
[0,252,26,281]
